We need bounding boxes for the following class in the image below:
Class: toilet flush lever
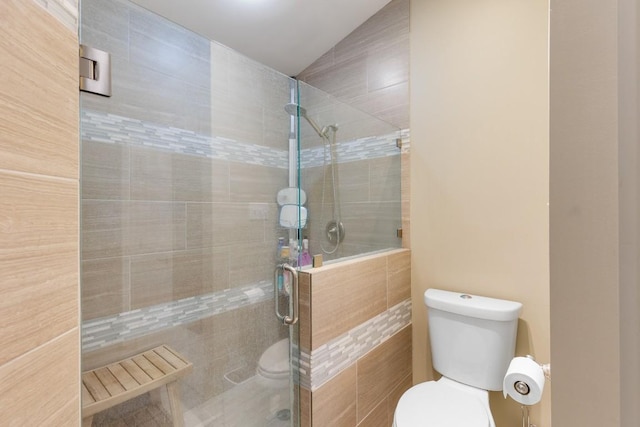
[274,263,298,326]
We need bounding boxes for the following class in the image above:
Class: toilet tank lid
[424,289,522,321]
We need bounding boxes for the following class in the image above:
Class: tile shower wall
[80,0,290,314]
[81,1,410,423]
[301,133,404,262]
[295,0,411,409]
[297,0,411,258]
[0,0,79,425]
[298,249,412,426]
[80,0,291,415]
[297,0,410,131]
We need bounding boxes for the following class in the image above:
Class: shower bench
[81,344,193,427]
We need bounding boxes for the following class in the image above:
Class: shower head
[285,103,326,138]
[284,103,307,117]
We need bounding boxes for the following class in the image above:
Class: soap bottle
[277,237,285,259]
[300,238,312,266]
[281,247,291,294]
[289,238,298,267]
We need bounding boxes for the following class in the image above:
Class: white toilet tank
[425,289,522,391]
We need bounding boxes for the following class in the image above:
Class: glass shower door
[295,80,403,264]
[79,0,300,425]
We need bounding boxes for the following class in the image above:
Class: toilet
[393,288,522,427]
[256,337,290,389]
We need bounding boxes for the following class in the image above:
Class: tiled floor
[184,375,291,427]
[92,375,291,427]
[91,399,172,427]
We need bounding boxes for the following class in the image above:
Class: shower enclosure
[79,0,401,425]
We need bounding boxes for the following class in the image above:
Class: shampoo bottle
[300,238,312,266]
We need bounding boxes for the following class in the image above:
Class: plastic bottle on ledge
[289,239,298,267]
[277,237,285,260]
[299,238,312,266]
[281,247,292,295]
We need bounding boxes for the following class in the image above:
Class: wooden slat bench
[81,345,193,427]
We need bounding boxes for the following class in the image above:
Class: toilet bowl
[256,338,290,389]
[393,377,493,427]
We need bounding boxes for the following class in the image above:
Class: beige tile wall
[79,3,296,422]
[304,255,388,350]
[297,0,411,258]
[296,5,412,420]
[302,155,404,261]
[297,0,410,131]
[210,41,291,149]
[81,139,288,320]
[0,0,79,425]
[299,249,412,426]
[83,298,286,413]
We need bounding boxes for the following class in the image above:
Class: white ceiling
[131,0,392,76]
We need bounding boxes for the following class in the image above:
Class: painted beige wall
[618,1,640,424]
[410,1,550,426]
[549,0,631,425]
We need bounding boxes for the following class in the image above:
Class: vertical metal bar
[281,264,298,325]
[274,264,298,325]
[274,265,286,322]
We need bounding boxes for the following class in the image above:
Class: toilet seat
[394,381,489,427]
[257,338,290,380]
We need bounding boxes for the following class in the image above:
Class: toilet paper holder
[511,356,550,427]
[504,355,550,405]
[514,380,531,396]
[525,355,551,381]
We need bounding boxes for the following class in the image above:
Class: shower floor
[91,374,290,427]
[184,375,291,427]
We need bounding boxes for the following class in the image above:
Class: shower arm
[285,103,328,139]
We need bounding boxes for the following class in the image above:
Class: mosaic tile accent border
[33,0,78,32]
[82,110,407,168]
[400,128,411,153]
[82,281,273,352]
[297,298,412,391]
[299,132,404,168]
[81,110,288,169]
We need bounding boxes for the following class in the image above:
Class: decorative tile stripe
[297,299,412,391]
[299,132,403,168]
[81,110,288,169]
[400,128,411,153]
[33,0,78,32]
[82,110,407,168]
[81,281,273,352]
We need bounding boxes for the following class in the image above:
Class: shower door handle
[274,263,298,325]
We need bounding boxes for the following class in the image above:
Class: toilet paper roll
[503,357,545,405]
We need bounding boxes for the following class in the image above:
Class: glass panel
[297,80,403,264]
[80,0,298,425]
